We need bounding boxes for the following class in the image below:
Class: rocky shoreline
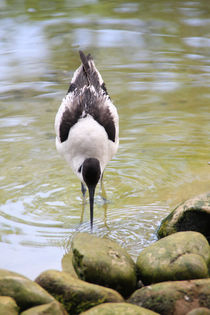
[0,193,209,314]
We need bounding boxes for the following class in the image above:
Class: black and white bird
[55,51,119,229]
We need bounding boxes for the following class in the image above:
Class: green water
[0,0,210,278]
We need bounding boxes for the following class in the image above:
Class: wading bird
[55,51,119,230]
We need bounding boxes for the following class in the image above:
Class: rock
[35,270,124,314]
[186,307,210,315]
[0,269,54,311]
[62,252,78,278]
[136,231,210,284]
[157,193,210,242]
[20,301,68,315]
[0,296,19,315]
[71,233,137,297]
[80,302,160,314]
[0,269,28,279]
[128,278,210,315]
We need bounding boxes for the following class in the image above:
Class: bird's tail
[67,51,105,94]
[79,50,104,91]
[79,51,103,90]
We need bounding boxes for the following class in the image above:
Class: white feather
[55,53,119,184]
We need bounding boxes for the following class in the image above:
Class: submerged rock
[128,278,210,315]
[71,233,137,297]
[20,301,68,315]
[136,231,210,284]
[0,269,54,312]
[0,296,19,315]
[158,192,210,242]
[35,269,123,314]
[80,302,160,315]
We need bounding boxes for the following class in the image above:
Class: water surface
[0,0,210,278]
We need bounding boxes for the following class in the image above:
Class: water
[0,0,210,279]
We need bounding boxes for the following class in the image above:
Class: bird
[55,51,119,230]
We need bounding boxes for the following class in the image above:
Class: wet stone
[0,269,54,312]
[136,231,210,284]
[158,192,210,242]
[0,296,19,315]
[35,269,123,315]
[80,302,160,315]
[20,301,68,315]
[71,232,137,297]
[62,252,78,278]
[186,307,210,315]
[128,278,210,315]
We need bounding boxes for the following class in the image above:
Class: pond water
[0,0,210,279]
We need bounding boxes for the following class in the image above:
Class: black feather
[59,101,83,142]
[80,88,116,142]
[60,52,115,143]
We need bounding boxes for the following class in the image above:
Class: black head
[82,158,101,188]
[82,158,101,230]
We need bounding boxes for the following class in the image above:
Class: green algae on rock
[80,302,160,315]
[136,231,210,284]
[128,278,210,315]
[0,296,19,315]
[186,307,210,315]
[71,233,137,297]
[35,269,123,315]
[62,252,78,278]
[0,269,54,312]
[20,301,68,315]
[157,193,210,242]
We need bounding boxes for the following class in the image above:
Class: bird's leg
[100,173,107,202]
[81,182,87,198]
[80,183,87,224]
[103,195,109,229]
[100,174,109,229]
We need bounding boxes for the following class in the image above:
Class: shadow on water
[0,0,210,278]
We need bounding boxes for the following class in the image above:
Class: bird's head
[82,158,101,188]
[82,158,101,230]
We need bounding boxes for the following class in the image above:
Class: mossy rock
[186,307,210,315]
[158,192,210,242]
[71,233,137,297]
[20,301,68,315]
[35,270,123,315]
[80,302,160,314]
[0,296,19,315]
[128,278,210,315]
[0,269,28,279]
[0,269,54,311]
[136,231,210,284]
[62,252,78,278]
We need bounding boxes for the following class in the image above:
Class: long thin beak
[88,185,96,231]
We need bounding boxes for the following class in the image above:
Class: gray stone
[35,269,123,315]
[136,231,210,284]
[158,192,210,242]
[128,278,210,315]
[71,233,137,297]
